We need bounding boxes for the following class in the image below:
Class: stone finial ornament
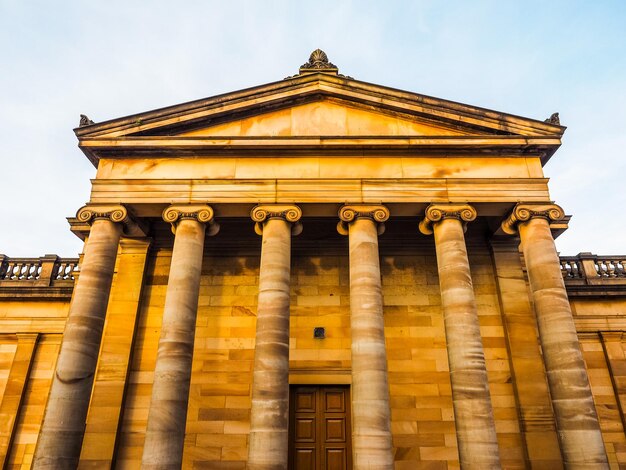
[300,49,337,71]
[285,49,352,79]
[79,114,94,127]
[544,112,560,125]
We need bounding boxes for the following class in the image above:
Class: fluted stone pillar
[142,205,218,470]
[419,204,501,469]
[338,204,394,470]
[34,204,143,469]
[248,205,302,470]
[502,203,608,468]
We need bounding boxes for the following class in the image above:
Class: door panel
[289,386,352,470]
[296,418,316,442]
[324,390,345,412]
[325,418,345,441]
[295,449,316,470]
[326,449,347,470]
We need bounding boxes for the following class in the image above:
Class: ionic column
[419,204,501,469]
[248,205,302,470]
[33,204,142,469]
[502,203,608,468]
[338,204,394,469]
[142,205,218,470]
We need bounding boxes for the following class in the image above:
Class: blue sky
[1,0,625,256]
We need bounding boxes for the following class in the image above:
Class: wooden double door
[288,386,353,470]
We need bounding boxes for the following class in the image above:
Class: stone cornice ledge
[418,203,477,235]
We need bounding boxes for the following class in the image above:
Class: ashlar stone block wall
[2,238,626,468]
[113,232,531,469]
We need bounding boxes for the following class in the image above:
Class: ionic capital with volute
[162,204,219,235]
[500,202,565,235]
[337,204,390,235]
[76,204,147,237]
[418,203,477,235]
[251,204,303,236]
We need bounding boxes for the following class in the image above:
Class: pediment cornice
[75,72,565,167]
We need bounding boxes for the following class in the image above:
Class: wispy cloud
[0,0,624,255]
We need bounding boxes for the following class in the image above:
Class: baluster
[574,260,583,278]
[24,262,32,280]
[597,259,607,277]
[16,262,26,280]
[12,262,20,279]
[25,262,34,280]
[55,262,65,280]
[606,260,616,278]
[34,262,42,279]
[28,262,36,280]
[25,262,33,280]
[561,260,569,278]
[8,262,17,280]
[617,260,626,277]
[69,261,77,280]
[5,261,14,280]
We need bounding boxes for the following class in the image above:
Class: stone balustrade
[560,253,626,296]
[561,253,626,279]
[0,255,78,288]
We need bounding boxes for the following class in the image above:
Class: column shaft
[432,217,500,469]
[248,218,293,470]
[348,217,394,469]
[33,217,122,469]
[142,218,206,469]
[519,217,608,468]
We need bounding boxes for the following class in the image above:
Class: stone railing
[560,253,626,296]
[0,255,78,288]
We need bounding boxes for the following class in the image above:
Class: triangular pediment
[75,71,565,166]
[177,100,472,138]
[77,73,564,139]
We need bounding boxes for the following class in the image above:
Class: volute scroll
[337,204,390,236]
[76,204,147,237]
[418,203,477,236]
[500,203,565,235]
[250,204,303,236]
[162,204,219,236]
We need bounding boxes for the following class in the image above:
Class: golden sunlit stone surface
[0,50,624,468]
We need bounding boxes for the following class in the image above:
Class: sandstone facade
[1,51,625,469]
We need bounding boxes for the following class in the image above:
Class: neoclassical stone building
[1,50,625,469]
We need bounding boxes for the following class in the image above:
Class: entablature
[79,135,561,164]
